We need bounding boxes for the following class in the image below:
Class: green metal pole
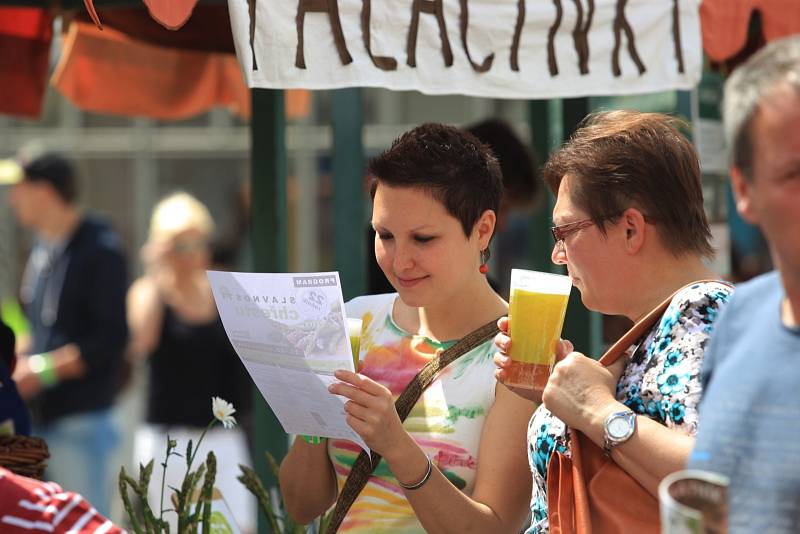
[527,100,557,274]
[556,98,603,357]
[331,88,366,301]
[250,88,290,534]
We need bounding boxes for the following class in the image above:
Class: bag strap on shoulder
[323,318,501,534]
[599,279,733,366]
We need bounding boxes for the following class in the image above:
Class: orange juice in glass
[506,269,571,389]
[346,318,362,371]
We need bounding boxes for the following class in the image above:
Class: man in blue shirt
[1,149,128,517]
[688,36,800,532]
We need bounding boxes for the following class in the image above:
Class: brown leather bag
[546,283,725,534]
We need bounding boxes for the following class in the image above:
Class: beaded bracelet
[300,435,324,445]
[398,455,433,491]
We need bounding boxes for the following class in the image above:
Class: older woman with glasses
[494,111,734,533]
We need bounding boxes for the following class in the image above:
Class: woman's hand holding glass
[328,370,413,460]
[494,314,629,434]
[493,316,573,403]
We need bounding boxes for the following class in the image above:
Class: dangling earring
[479,248,490,275]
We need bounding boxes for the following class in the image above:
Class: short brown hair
[369,123,503,237]
[543,110,713,258]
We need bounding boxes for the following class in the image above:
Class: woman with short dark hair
[495,111,734,533]
[280,123,535,533]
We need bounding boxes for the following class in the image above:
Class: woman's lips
[396,275,428,288]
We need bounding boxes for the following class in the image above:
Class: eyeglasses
[551,212,656,249]
[550,217,599,247]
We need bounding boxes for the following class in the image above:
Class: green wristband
[300,435,324,445]
[28,353,58,387]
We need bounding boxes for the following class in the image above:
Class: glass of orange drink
[505,269,571,389]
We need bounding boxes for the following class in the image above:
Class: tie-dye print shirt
[525,281,733,534]
[328,293,498,534]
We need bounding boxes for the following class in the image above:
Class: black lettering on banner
[295,0,353,69]
[612,0,646,76]
[671,0,685,73]
[571,0,594,75]
[406,0,454,68]
[547,0,563,76]
[361,0,398,70]
[247,0,258,70]
[459,0,494,72]
[510,0,524,71]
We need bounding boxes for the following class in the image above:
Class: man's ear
[730,166,759,225]
[473,209,497,250]
[621,208,646,254]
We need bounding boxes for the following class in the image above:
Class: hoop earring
[479,248,490,275]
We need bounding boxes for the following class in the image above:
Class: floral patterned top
[525,281,733,534]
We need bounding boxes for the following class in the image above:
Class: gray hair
[723,35,800,179]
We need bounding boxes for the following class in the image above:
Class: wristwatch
[602,410,636,456]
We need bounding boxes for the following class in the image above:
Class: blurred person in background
[466,118,540,234]
[688,35,800,532]
[0,317,31,436]
[0,148,129,518]
[127,191,255,532]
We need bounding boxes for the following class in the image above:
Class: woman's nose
[393,242,415,271]
[551,241,567,265]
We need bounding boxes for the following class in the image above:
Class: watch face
[608,416,632,439]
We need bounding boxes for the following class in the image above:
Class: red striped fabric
[0,467,125,533]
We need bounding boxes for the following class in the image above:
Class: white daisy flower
[212,397,237,429]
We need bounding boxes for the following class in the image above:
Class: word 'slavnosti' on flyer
[207,270,369,454]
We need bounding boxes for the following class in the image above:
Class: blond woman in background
[127,192,255,532]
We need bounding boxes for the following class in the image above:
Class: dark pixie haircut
[368,122,503,237]
[543,110,714,259]
[466,119,540,206]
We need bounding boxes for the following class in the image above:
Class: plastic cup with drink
[346,317,362,371]
[505,269,572,390]
[659,469,729,534]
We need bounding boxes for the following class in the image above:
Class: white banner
[228,0,701,99]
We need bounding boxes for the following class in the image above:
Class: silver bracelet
[398,455,433,491]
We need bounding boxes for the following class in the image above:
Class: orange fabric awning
[142,0,198,30]
[80,6,235,53]
[0,7,52,118]
[701,0,800,62]
[52,20,250,120]
[83,0,198,30]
